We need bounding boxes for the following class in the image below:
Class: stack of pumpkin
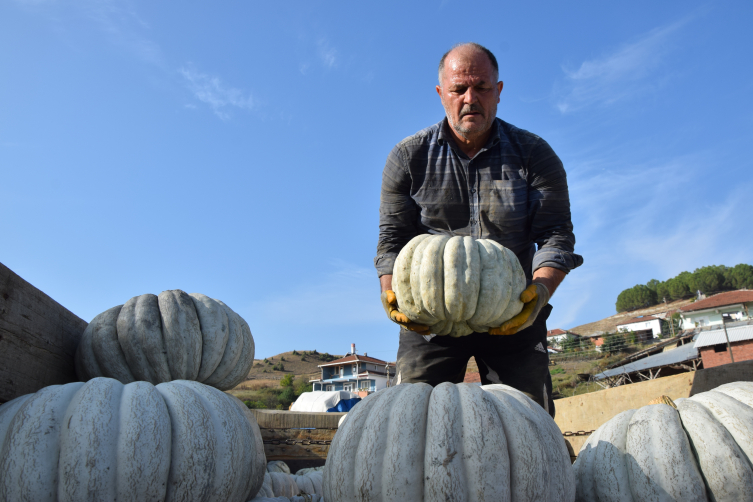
[0,290,268,502]
[250,461,324,501]
[573,381,753,502]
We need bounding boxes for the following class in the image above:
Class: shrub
[280,374,294,387]
[272,362,285,371]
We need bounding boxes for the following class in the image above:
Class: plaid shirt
[375,118,583,279]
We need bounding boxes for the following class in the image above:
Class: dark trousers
[395,304,555,418]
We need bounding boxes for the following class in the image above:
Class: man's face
[436,48,503,140]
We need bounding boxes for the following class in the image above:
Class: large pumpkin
[75,290,255,390]
[574,381,753,502]
[0,377,266,502]
[323,382,575,501]
[393,234,527,337]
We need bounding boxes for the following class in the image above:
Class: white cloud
[317,39,337,69]
[179,64,254,120]
[555,19,687,113]
[548,148,753,330]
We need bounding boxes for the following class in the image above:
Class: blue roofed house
[310,344,394,397]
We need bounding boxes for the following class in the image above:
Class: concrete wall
[0,262,88,403]
[700,339,753,368]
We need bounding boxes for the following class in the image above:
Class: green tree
[646,279,660,291]
[280,374,294,387]
[725,264,753,290]
[615,284,658,312]
[655,281,671,302]
[601,332,625,354]
[667,276,691,300]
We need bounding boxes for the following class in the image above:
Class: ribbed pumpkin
[393,234,527,337]
[75,290,255,390]
[0,377,266,502]
[574,381,753,502]
[323,382,575,502]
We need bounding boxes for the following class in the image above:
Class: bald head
[438,43,499,85]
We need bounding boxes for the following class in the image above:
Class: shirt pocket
[483,179,528,231]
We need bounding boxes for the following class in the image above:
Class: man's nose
[463,87,478,104]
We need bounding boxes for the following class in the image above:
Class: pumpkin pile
[250,462,324,501]
[0,290,268,502]
[323,381,575,501]
[574,381,753,501]
[393,235,527,337]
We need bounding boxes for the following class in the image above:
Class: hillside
[245,350,344,382]
[567,298,694,336]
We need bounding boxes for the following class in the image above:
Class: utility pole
[721,313,735,364]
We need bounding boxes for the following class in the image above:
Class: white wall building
[616,315,662,339]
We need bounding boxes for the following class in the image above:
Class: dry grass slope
[567,298,693,337]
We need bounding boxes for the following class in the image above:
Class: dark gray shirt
[375,118,583,280]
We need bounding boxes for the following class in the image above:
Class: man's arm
[528,139,583,275]
[532,266,566,297]
[374,146,420,277]
[380,274,393,293]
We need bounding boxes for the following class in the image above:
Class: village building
[616,315,663,340]
[310,344,394,396]
[546,328,569,347]
[679,290,753,329]
[693,322,753,369]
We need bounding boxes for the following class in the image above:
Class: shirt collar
[438,117,502,151]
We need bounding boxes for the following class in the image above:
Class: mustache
[459,105,483,118]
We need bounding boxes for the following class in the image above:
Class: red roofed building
[546,328,570,347]
[679,290,753,329]
[310,344,394,396]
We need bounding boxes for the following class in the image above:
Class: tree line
[615,264,753,313]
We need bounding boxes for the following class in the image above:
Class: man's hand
[381,289,431,335]
[489,282,550,335]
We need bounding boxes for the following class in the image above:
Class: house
[310,344,394,396]
[679,290,753,329]
[693,322,753,369]
[546,329,569,347]
[616,315,663,340]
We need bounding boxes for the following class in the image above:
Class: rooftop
[547,329,567,337]
[680,290,753,313]
[318,353,390,367]
[594,339,699,380]
[694,323,753,349]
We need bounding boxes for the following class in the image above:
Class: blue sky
[2,1,752,362]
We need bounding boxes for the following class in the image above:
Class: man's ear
[436,85,442,98]
[497,81,504,102]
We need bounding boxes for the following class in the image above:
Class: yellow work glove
[489,282,550,335]
[381,290,431,335]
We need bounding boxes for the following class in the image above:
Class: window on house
[353,364,358,373]
[360,381,370,389]
[713,343,728,353]
[326,385,333,391]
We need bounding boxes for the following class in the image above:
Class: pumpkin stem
[647,395,677,409]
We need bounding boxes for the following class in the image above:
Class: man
[375,43,582,417]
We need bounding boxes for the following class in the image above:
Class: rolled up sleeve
[527,139,584,274]
[375,145,420,277]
